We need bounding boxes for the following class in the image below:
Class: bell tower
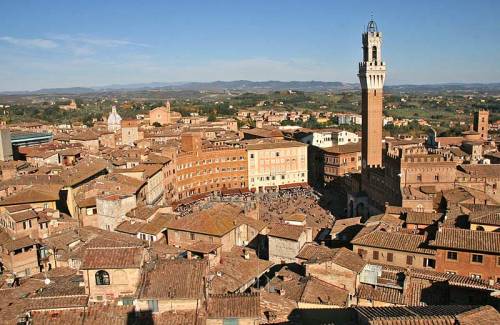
[359,19,386,170]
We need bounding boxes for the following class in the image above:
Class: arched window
[372,46,378,62]
[95,270,110,285]
[476,226,485,231]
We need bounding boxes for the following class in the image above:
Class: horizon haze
[1,0,499,91]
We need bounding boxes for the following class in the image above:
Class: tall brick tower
[359,19,386,171]
[473,109,489,140]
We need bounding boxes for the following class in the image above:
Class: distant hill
[158,80,358,92]
[1,81,500,95]
[385,83,500,93]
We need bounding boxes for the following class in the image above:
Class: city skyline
[1,0,499,91]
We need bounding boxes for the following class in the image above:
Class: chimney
[243,249,250,260]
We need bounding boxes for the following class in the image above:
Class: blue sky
[0,0,499,91]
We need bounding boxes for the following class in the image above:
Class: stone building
[112,163,165,205]
[0,235,39,277]
[121,119,142,146]
[149,101,172,126]
[136,259,206,313]
[0,128,13,161]
[473,109,489,140]
[165,204,259,252]
[96,194,137,231]
[297,243,366,295]
[81,246,145,303]
[246,139,308,192]
[267,223,310,263]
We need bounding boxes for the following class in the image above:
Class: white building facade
[247,139,308,192]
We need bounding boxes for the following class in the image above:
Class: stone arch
[372,46,378,62]
[95,270,110,285]
[356,202,365,217]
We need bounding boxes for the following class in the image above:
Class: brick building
[149,101,172,126]
[321,143,362,182]
[432,228,500,283]
[351,230,436,270]
[175,132,247,200]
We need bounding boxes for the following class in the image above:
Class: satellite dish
[44,278,51,285]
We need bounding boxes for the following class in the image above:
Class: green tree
[207,113,217,122]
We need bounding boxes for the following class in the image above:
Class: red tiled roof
[432,228,500,254]
[357,283,405,305]
[351,231,435,255]
[80,247,143,269]
[138,259,206,300]
[268,223,305,241]
[208,293,260,319]
[167,204,242,236]
[297,244,366,273]
[27,295,88,311]
[405,211,443,225]
[0,185,61,206]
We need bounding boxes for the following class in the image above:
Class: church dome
[108,106,122,125]
[107,106,122,131]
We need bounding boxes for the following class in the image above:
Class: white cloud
[49,34,149,48]
[0,34,148,57]
[0,36,58,49]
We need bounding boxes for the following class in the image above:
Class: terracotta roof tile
[259,290,297,324]
[30,305,135,325]
[138,259,206,300]
[167,204,242,236]
[268,223,305,241]
[154,310,202,325]
[297,244,366,273]
[322,143,361,154]
[357,283,405,305]
[299,277,349,307]
[137,214,173,235]
[208,293,260,319]
[27,295,88,311]
[2,236,36,251]
[80,247,143,269]
[351,231,435,255]
[405,212,443,225]
[432,228,500,254]
[0,185,61,206]
[456,305,500,324]
[209,247,273,294]
[468,206,500,226]
[115,220,144,235]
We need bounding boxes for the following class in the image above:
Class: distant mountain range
[2,80,500,95]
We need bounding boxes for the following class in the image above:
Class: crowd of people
[258,188,334,227]
[173,188,335,229]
